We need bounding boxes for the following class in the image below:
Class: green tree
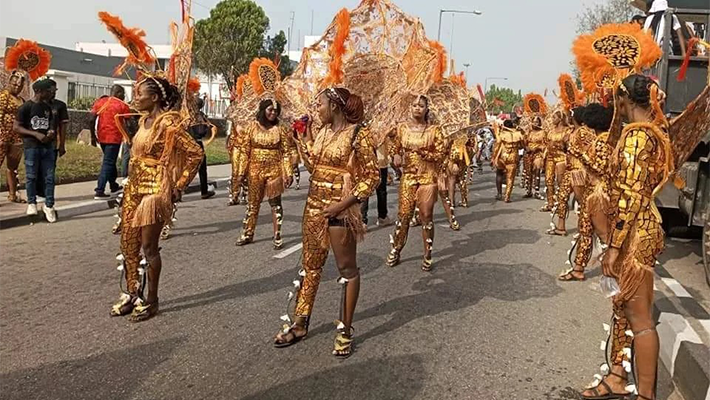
[576,0,638,34]
[259,30,294,77]
[485,85,523,114]
[194,0,269,90]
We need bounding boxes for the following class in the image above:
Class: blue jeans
[24,146,56,207]
[96,143,121,193]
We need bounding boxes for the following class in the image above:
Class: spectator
[188,97,215,199]
[643,0,687,57]
[361,137,392,227]
[90,85,129,199]
[14,79,58,222]
[35,80,69,200]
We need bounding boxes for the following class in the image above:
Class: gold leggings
[556,171,573,217]
[503,163,517,202]
[610,299,633,367]
[391,180,437,253]
[544,159,558,209]
[120,187,147,295]
[240,170,282,238]
[294,211,328,317]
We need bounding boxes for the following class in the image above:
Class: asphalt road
[0,170,681,400]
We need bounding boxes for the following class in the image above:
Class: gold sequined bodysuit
[120,112,203,294]
[524,128,547,195]
[235,121,295,239]
[606,122,670,368]
[0,89,23,171]
[493,129,524,202]
[388,123,446,259]
[293,124,379,317]
[543,127,568,209]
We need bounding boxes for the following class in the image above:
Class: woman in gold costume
[558,103,614,282]
[523,116,547,199]
[234,98,295,249]
[492,119,524,203]
[0,71,26,203]
[581,74,670,400]
[385,95,447,271]
[273,87,378,358]
[447,129,476,209]
[541,110,570,213]
[110,76,203,322]
[549,106,588,236]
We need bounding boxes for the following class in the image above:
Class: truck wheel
[704,221,710,287]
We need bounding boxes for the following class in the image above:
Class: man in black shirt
[35,80,69,199]
[13,79,58,222]
[188,97,215,199]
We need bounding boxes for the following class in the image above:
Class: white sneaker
[26,204,38,215]
[43,206,57,223]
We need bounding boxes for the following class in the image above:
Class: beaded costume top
[389,123,446,185]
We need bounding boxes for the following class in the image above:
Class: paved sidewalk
[0,163,232,229]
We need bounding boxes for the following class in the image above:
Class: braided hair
[324,87,364,124]
[140,77,181,110]
[618,74,653,108]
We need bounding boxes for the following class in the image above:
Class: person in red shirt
[91,85,130,199]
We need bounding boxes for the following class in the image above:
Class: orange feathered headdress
[573,23,661,93]
[98,11,156,75]
[4,39,52,80]
[558,73,582,111]
[449,71,467,89]
[428,40,447,83]
[524,93,548,115]
[248,58,280,96]
[187,77,201,94]
[321,8,350,88]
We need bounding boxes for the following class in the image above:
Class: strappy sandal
[274,321,308,348]
[7,194,26,204]
[109,293,136,317]
[235,235,253,246]
[546,228,568,236]
[422,256,433,272]
[332,323,354,358]
[580,372,630,400]
[540,205,552,212]
[450,219,460,231]
[273,233,284,250]
[558,267,586,281]
[128,299,159,323]
[386,249,401,267]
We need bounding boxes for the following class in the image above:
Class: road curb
[654,289,710,400]
[0,177,232,230]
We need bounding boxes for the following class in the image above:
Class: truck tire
[704,221,710,287]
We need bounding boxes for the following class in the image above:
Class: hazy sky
[0,0,611,98]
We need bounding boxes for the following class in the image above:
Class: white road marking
[661,277,692,298]
[274,243,303,259]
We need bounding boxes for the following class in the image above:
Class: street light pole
[463,63,471,80]
[436,9,482,42]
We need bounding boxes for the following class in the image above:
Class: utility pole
[288,11,295,55]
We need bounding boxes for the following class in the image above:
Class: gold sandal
[332,322,354,358]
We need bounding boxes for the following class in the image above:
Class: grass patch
[0,137,229,189]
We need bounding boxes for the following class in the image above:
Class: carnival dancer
[452,129,477,208]
[0,71,27,204]
[558,103,614,282]
[226,124,247,205]
[386,95,447,270]
[548,106,587,236]
[234,59,296,249]
[523,116,547,199]
[492,119,524,203]
[541,109,570,212]
[226,74,257,206]
[100,8,204,322]
[273,87,378,358]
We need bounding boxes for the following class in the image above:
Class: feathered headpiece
[524,93,548,115]
[449,71,467,89]
[321,8,350,88]
[428,40,447,84]
[248,58,280,96]
[573,23,661,95]
[187,77,201,94]
[4,39,52,80]
[98,11,157,75]
[558,73,582,111]
[235,74,253,100]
